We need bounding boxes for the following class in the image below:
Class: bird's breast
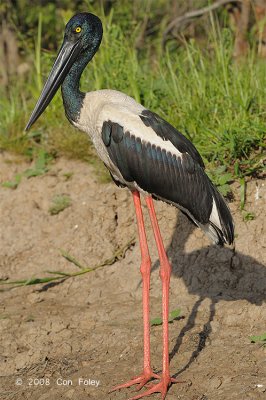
[72,90,146,174]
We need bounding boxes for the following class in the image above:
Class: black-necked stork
[25,13,234,400]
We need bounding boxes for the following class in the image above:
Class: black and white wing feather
[140,110,205,168]
[100,107,234,245]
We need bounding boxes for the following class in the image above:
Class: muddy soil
[0,152,265,400]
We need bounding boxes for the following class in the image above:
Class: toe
[110,376,143,392]
[127,384,158,400]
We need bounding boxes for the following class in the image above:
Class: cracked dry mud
[0,152,265,400]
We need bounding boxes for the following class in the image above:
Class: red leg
[126,196,179,400]
[146,196,171,379]
[110,191,159,394]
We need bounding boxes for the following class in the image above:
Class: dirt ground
[0,151,265,400]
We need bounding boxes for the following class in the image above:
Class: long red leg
[146,196,171,379]
[133,190,152,375]
[126,196,179,400]
[110,191,159,394]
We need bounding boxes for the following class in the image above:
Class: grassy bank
[0,7,265,192]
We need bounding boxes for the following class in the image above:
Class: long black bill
[25,39,81,131]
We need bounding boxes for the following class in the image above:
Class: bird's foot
[110,371,181,400]
[110,368,160,392]
[126,375,180,400]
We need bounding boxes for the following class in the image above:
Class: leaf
[250,333,266,343]
[169,308,181,322]
[45,270,71,276]
[60,250,85,269]
[151,308,181,326]
[0,238,135,288]
[150,317,163,326]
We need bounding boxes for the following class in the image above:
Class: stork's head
[25,13,103,131]
[64,13,103,55]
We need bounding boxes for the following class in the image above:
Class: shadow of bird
[150,210,265,377]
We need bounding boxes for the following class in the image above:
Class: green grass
[0,7,265,191]
[250,332,266,346]
[1,148,51,189]
[151,308,182,326]
[0,238,135,289]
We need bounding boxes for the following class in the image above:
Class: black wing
[140,109,205,169]
[102,118,213,224]
[138,111,233,244]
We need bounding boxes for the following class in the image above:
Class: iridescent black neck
[61,53,88,124]
[61,36,102,124]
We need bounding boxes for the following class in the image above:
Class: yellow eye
[75,26,81,33]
